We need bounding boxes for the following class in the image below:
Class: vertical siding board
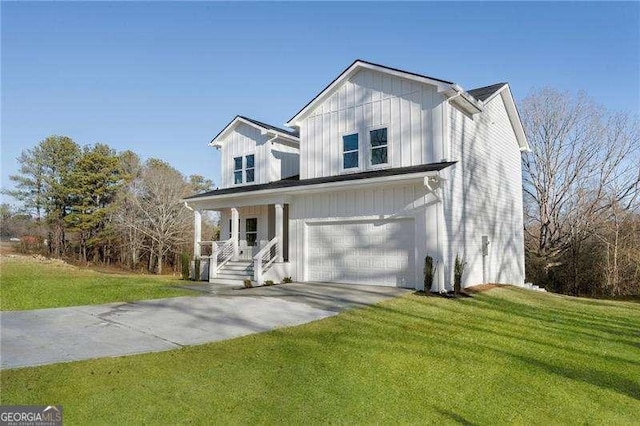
[322,113,330,177]
[391,97,401,168]
[411,90,421,167]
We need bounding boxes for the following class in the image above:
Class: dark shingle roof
[186,161,456,200]
[467,83,507,102]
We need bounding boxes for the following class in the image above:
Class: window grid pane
[343,151,359,169]
[371,147,388,165]
[343,133,359,169]
[246,155,255,169]
[370,128,387,147]
[234,171,243,184]
[234,157,242,171]
[343,134,358,152]
[370,128,388,165]
[246,169,255,183]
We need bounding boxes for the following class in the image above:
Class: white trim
[498,86,530,152]
[471,84,529,152]
[366,125,390,170]
[286,61,452,127]
[340,130,361,173]
[231,152,257,187]
[210,117,299,148]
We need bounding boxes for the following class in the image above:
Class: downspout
[424,174,447,293]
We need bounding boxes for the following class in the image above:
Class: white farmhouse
[184,60,529,292]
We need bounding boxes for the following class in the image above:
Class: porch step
[216,272,252,280]
[222,261,254,273]
[208,278,247,286]
[213,260,253,282]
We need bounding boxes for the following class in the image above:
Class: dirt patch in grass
[463,283,507,294]
[0,252,77,269]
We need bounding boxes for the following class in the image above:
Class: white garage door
[307,219,415,287]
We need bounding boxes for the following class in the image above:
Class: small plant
[264,280,275,286]
[454,254,467,294]
[192,258,201,281]
[423,255,436,291]
[282,276,293,284]
[181,252,190,280]
[243,278,253,288]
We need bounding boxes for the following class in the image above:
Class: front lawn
[0,256,193,310]
[2,287,638,424]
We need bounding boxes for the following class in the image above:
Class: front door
[242,218,259,260]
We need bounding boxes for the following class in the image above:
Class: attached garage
[306,219,415,287]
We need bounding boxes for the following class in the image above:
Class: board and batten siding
[288,181,440,289]
[271,142,300,182]
[299,69,446,180]
[444,92,525,288]
[219,123,300,189]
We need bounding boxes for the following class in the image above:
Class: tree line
[520,88,639,297]
[2,136,217,274]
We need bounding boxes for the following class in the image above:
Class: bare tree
[521,88,639,291]
[125,159,192,274]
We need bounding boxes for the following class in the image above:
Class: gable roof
[285,60,457,127]
[210,115,299,147]
[466,82,529,152]
[467,82,507,102]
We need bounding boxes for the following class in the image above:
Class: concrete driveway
[1,282,408,369]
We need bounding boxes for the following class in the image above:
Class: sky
[2,1,639,206]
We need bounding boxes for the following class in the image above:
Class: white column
[193,209,202,258]
[275,203,284,262]
[231,207,239,259]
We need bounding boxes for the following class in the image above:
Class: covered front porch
[189,197,291,285]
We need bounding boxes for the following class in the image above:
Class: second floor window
[343,133,359,169]
[370,128,388,166]
[233,154,255,184]
[234,157,243,184]
[245,154,255,183]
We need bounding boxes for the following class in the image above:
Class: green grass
[0,258,193,310]
[2,287,638,424]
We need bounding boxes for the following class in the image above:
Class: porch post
[231,207,239,259]
[275,203,284,262]
[193,209,202,258]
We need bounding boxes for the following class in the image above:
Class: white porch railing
[253,236,279,284]
[198,238,234,281]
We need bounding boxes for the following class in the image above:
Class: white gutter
[444,84,483,114]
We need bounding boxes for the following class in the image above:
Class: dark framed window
[342,133,359,169]
[233,157,243,184]
[245,154,255,183]
[245,218,257,246]
[370,128,388,166]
